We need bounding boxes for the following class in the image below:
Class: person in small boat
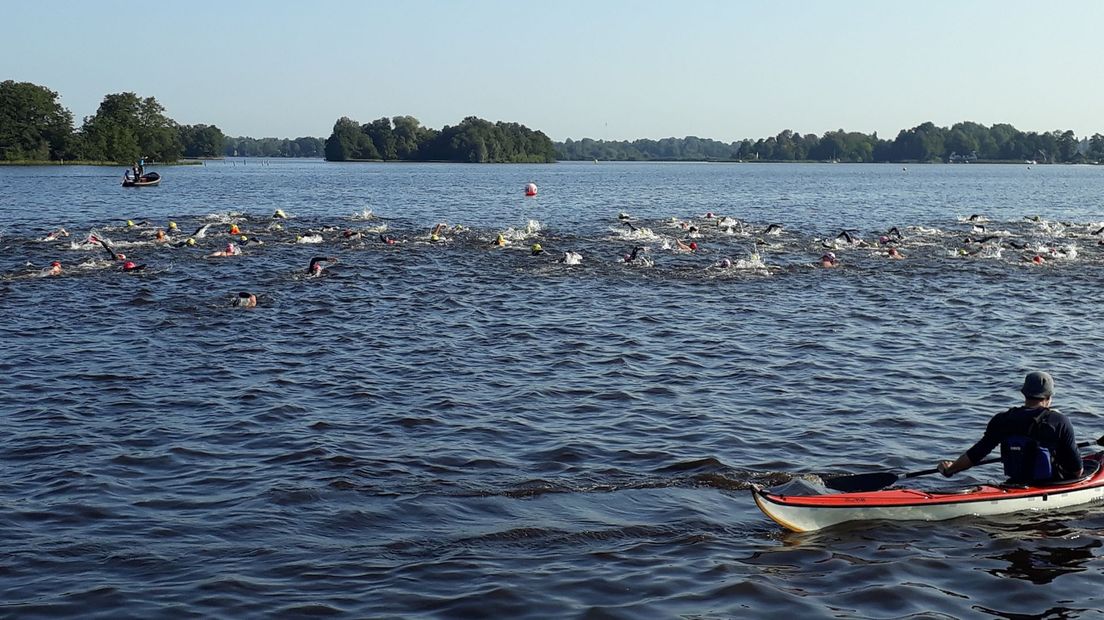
[937,372,1083,483]
[124,169,133,183]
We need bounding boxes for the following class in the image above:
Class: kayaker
[937,371,1084,482]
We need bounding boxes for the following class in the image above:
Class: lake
[2,160,1104,618]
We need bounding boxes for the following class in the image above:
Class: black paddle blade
[824,472,899,493]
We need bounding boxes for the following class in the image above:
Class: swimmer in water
[121,260,146,272]
[531,243,543,256]
[273,209,287,219]
[622,220,639,232]
[714,258,733,269]
[172,237,198,248]
[967,214,985,222]
[379,233,397,245]
[885,226,904,240]
[886,247,904,259]
[232,292,257,308]
[43,228,69,241]
[307,256,336,277]
[819,252,839,268]
[155,229,166,242]
[45,261,62,276]
[762,223,783,235]
[342,229,364,240]
[835,230,867,246]
[618,212,631,221]
[229,223,241,235]
[430,223,449,238]
[191,223,212,239]
[558,251,582,265]
[623,246,647,263]
[168,221,178,232]
[964,235,1001,245]
[492,234,506,247]
[209,242,241,257]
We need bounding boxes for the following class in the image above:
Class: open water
[2,160,1104,618]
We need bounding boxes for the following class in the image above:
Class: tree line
[558,122,1104,163]
[0,80,325,163]
[324,115,557,163]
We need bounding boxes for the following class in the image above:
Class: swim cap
[186,238,196,246]
[240,235,248,241]
[122,261,137,270]
[532,243,542,252]
[126,220,134,227]
[168,221,177,229]
[51,261,61,267]
[705,212,714,218]
[230,224,240,234]
[1032,255,1044,264]
[879,236,889,244]
[116,253,126,260]
[689,242,698,251]
[431,234,439,242]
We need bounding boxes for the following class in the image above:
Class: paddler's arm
[938,453,975,477]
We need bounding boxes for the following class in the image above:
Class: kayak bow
[753,453,1104,532]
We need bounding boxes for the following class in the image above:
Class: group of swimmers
[20,207,1100,303]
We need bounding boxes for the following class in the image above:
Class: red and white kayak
[752,453,1104,532]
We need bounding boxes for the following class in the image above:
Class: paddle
[824,438,1100,494]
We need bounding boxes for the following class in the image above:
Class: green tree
[178,124,226,158]
[81,92,181,162]
[0,80,75,160]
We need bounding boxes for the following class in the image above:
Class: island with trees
[3,79,1102,165]
[323,115,557,163]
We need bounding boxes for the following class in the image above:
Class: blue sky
[3,1,1102,141]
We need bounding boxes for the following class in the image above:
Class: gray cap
[1021,371,1054,399]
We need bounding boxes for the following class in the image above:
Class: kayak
[752,453,1104,532]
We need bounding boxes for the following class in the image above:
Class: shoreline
[0,160,204,167]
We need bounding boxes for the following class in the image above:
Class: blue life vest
[1001,408,1054,482]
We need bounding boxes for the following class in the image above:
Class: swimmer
[95,238,123,262]
[673,239,698,252]
[1029,254,1045,265]
[155,229,166,242]
[42,228,69,241]
[964,235,1001,245]
[121,260,146,272]
[273,209,287,219]
[1007,240,1029,250]
[704,212,715,219]
[379,234,397,245]
[558,251,583,265]
[623,246,647,263]
[431,223,449,237]
[492,234,506,247]
[885,226,904,240]
[762,223,783,235]
[622,220,639,232]
[714,258,733,269]
[229,223,241,235]
[172,237,198,248]
[191,223,212,239]
[531,243,543,256]
[342,229,364,240]
[45,261,62,276]
[819,252,839,268]
[168,221,178,232]
[307,256,336,277]
[970,224,986,234]
[1092,226,1104,236]
[835,230,866,246]
[232,292,257,308]
[239,235,263,246]
[618,212,631,221]
[967,214,985,222]
[208,242,240,257]
[886,247,904,259]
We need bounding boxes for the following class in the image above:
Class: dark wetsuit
[965,406,1082,482]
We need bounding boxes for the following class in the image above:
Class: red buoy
[524,182,537,197]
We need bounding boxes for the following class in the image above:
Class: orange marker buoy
[524,182,537,197]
